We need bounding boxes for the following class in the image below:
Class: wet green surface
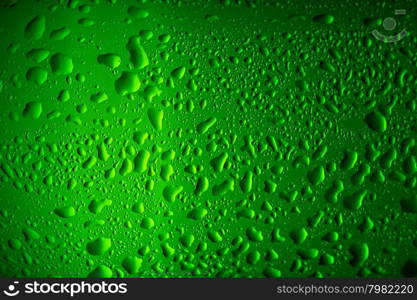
[0,0,416,278]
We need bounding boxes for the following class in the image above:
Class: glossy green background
[0,0,416,278]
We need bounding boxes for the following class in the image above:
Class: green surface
[0,0,416,278]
